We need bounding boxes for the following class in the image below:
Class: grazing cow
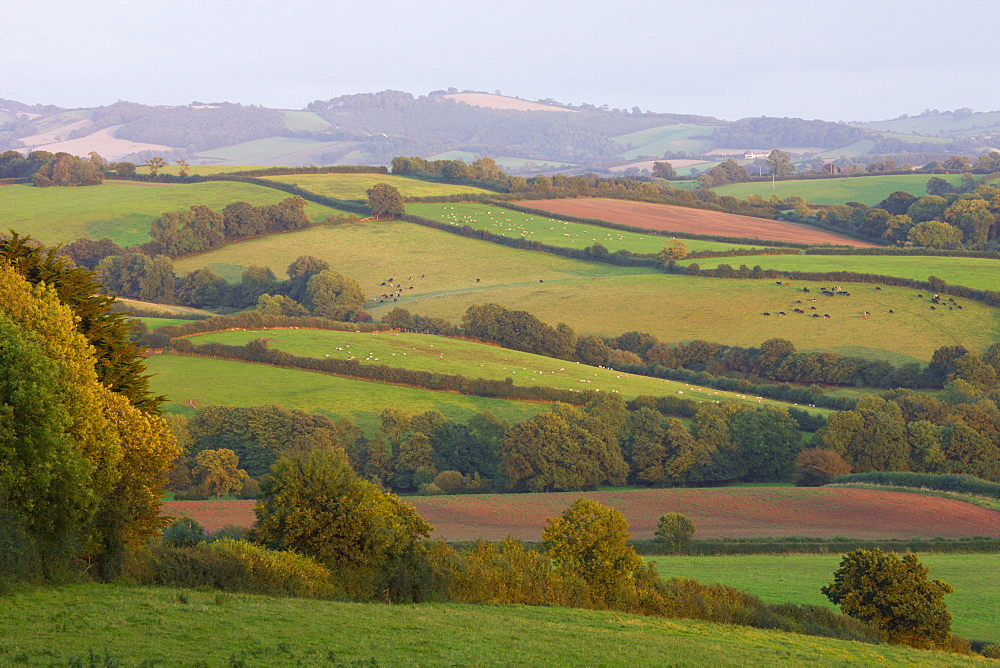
[917,294,923,298]
[931,306,936,310]
[803,287,810,293]
[812,314,821,318]
[958,305,963,309]
[823,314,831,318]
[810,306,817,310]
[949,307,953,310]
[775,281,783,285]
[794,308,804,313]
[476,278,481,282]
[837,291,850,296]
[380,282,386,286]
[762,312,771,316]
[777,312,786,316]
[539,279,544,283]
[863,311,870,316]
[794,300,802,304]
[888,310,894,314]
[875,286,882,291]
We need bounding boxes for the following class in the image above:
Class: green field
[613,124,719,160]
[264,172,494,200]
[282,110,333,132]
[174,223,997,363]
[680,253,1000,293]
[861,111,1000,137]
[194,137,353,165]
[711,174,967,206]
[406,202,778,254]
[815,140,877,160]
[116,298,215,318]
[145,354,546,432]
[137,317,194,330]
[142,163,262,176]
[186,328,828,415]
[0,181,349,246]
[3,585,988,667]
[651,553,1000,642]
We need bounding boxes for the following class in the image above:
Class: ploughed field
[173,223,997,364]
[406,202,782,255]
[162,487,1000,540]
[514,198,875,247]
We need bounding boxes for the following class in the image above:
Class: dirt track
[516,198,875,248]
[162,487,998,541]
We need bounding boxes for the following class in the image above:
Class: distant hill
[1,92,997,173]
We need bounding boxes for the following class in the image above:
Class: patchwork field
[515,198,874,246]
[144,354,547,431]
[0,181,348,246]
[186,328,828,414]
[173,223,997,363]
[5,585,986,667]
[651,554,999,642]
[680,253,1000,293]
[711,173,967,206]
[193,137,355,166]
[163,487,1000,540]
[263,172,493,200]
[407,202,781,254]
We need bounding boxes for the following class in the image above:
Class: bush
[981,644,1000,659]
[795,449,852,486]
[162,516,206,548]
[830,472,1000,497]
[655,513,696,554]
[145,539,334,597]
[433,470,464,494]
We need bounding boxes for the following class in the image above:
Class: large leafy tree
[366,183,405,219]
[254,450,431,598]
[543,498,643,607]
[822,548,953,648]
[0,261,177,578]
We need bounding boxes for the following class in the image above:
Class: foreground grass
[263,172,493,200]
[407,202,777,255]
[187,328,828,415]
[711,174,967,206]
[0,584,989,666]
[174,223,997,363]
[0,181,347,246]
[144,353,546,432]
[680,253,1000,293]
[651,554,1000,642]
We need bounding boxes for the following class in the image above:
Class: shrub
[823,548,954,648]
[162,516,206,548]
[433,470,464,494]
[795,449,852,486]
[981,644,1000,659]
[655,513,696,554]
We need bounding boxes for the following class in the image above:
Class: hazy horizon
[5,0,999,123]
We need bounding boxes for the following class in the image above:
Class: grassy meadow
[406,202,780,254]
[193,137,353,166]
[3,585,990,667]
[651,553,1000,642]
[711,173,967,206]
[144,354,546,432]
[680,253,1000,293]
[613,124,719,160]
[263,172,494,200]
[137,317,194,330]
[173,223,998,363]
[0,181,348,246]
[186,328,829,415]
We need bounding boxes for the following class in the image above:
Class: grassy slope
[406,202,781,254]
[0,181,347,247]
[187,328,828,415]
[137,317,193,330]
[1,584,989,667]
[173,223,997,363]
[651,553,1000,642]
[680,254,1000,293]
[613,124,718,159]
[144,354,546,432]
[711,174,966,206]
[264,173,493,200]
[194,137,351,164]
[860,111,1000,136]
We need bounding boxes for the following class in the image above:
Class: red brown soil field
[162,487,999,540]
[516,198,876,248]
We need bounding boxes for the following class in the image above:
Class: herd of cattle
[762,284,964,319]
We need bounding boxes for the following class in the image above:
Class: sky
[4,0,998,122]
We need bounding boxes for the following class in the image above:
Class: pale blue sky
[4,0,998,122]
